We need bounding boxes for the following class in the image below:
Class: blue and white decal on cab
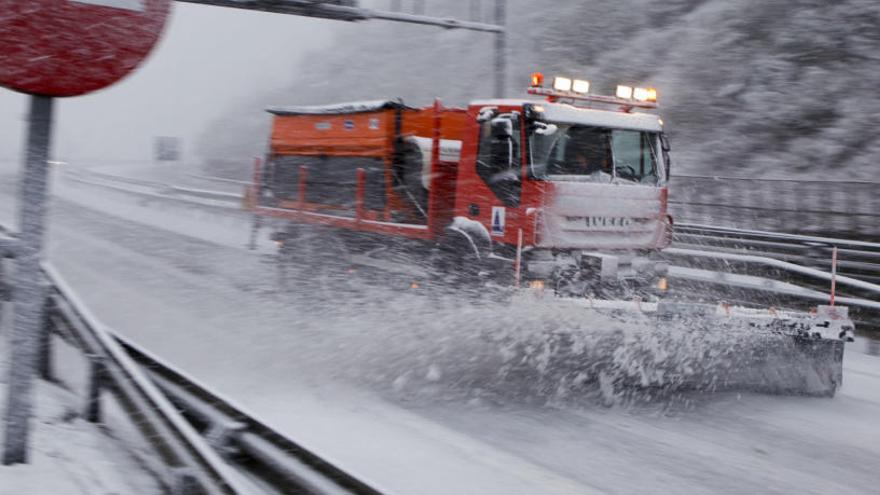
[491,206,505,236]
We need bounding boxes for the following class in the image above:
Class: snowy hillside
[198,0,880,181]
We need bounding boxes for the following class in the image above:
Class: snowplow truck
[245,83,673,296]
[243,76,853,397]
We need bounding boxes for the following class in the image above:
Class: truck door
[475,111,522,208]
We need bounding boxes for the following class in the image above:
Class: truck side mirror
[476,113,522,207]
[490,117,514,140]
[529,122,557,136]
[660,133,671,152]
[490,117,518,169]
[477,106,498,123]
[523,103,545,123]
[660,133,671,179]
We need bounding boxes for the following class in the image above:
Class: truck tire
[433,228,485,284]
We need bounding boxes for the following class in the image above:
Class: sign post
[0,0,171,464]
[2,95,54,464]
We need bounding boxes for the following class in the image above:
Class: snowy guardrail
[673,223,880,285]
[43,264,247,494]
[65,169,244,210]
[665,248,880,309]
[33,262,381,495]
[113,332,382,495]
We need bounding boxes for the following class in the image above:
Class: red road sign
[0,0,172,97]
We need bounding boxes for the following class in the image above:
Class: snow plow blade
[500,295,855,401]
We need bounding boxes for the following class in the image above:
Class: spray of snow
[47,170,840,410]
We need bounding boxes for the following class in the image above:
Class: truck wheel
[433,229,484,285]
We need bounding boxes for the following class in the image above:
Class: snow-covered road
[2,166,879,494]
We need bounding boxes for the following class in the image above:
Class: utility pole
[494,0,506,98]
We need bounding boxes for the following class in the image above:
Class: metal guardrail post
[3,95,54,465]
[37,288,53,381]
[84,354,105,423]
[171,468,200,495]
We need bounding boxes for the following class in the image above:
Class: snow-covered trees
[199,0,880,181]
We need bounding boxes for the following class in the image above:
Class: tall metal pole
[494,0,506,98]
[830,246,838,307]
[3,95,54,465]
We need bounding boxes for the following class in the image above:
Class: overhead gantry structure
[176,0,508,97]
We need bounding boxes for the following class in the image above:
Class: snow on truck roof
[471,98,663,132]
[267,100,410,116]
[267,98,662,132]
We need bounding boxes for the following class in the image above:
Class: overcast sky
[0,3,334,165]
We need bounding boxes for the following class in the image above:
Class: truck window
[272,155,386,212]
[476,114,522,207]
[391,140,428,221]
[529,124,660,185]
[610,129,659,185]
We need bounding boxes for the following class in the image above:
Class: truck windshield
[529,123,661,185]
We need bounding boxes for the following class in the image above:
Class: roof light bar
[616,85,633,99]
[526,73,659,109]
[571,79,591,94]
[552,76,572,92]
[620,85,658,103]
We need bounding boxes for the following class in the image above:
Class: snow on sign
[0,0,171,97]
